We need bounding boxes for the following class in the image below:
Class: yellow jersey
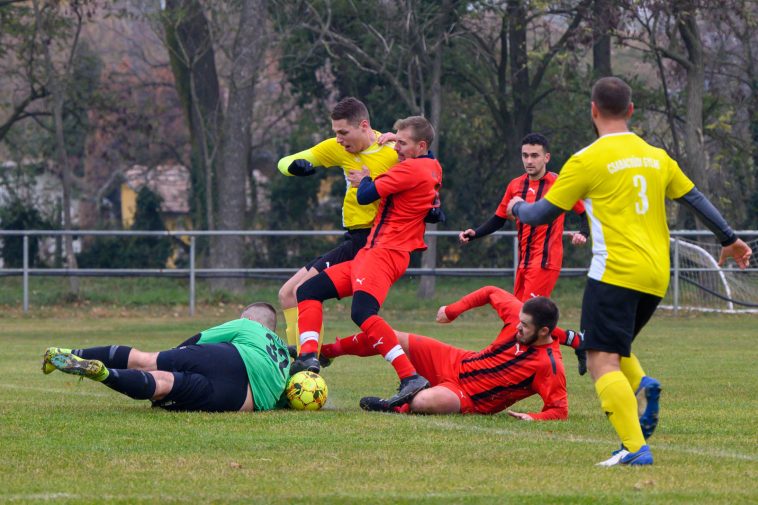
[278,132,398,229]
[544,132,694,297]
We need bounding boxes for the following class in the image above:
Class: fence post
[23,234,29,314]
[673,237,680,316]
[512,235,519,282]
[189,236,196,316]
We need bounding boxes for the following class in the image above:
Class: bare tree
[31,0,92,295]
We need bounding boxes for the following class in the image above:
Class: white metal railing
[1,229,755,315]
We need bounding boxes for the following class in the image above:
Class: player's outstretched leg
[47,351,109,382]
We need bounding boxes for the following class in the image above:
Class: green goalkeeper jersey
[197,319,290,411]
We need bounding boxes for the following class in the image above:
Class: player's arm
[459,215,508,243]
[441,286,520,325]
[356,174,380,204]
[571,198,590,244]
[675,187,752,268]
[552,327,587,375]
[175,333,201,348]
[510,198,565,226]
[523,364,569,421]
[277,148,321,177]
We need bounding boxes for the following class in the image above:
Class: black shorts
[580,278,662,357]
[305,228,371,272]
[152,343,249,412]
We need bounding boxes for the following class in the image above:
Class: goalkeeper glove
[575,348,587,376]
[288,159,316,177]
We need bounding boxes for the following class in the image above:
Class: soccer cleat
[42,347,71,374]
[596,444,653,467]
[386,374,429,407]
[636,376,661,439]
[359,396,393,412]
[287,345,332,368]
[49,352,109,382]
[289,352,321,375]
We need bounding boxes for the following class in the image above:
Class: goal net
[660,235,758,313]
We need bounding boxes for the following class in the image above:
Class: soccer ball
[286,371,328,411]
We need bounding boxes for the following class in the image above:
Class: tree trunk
[33,0,79,295]
[209,0,266,293]
[675,1,707,228]
[163,0,222,232]
[592,0,613,78]
[416,5,447,299]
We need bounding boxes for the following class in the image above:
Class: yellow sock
[284,307,299,350]
[595,371,646,453]
[620,353,646,392]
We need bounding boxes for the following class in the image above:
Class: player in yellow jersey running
[507,77,752,466]
[277,97,398,351]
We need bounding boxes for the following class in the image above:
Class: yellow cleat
[49,352,109,382]
[42,347,71,375]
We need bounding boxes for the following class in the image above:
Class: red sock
[321,333,379,359]
[360,315,416,379]
[394,403,411,414]
[297,299,322,355]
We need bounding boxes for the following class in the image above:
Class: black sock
[102,369,156,400]
[72,346,132,368]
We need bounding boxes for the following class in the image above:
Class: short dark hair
[591,77,632,118]
[393,115,435,146]
[521,133,549,152]
[331,97,370,126]
[521,296,559,333]
[241,302,278,331]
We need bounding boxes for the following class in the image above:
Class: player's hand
[459,229,476,244]
[347,165,370,187]
[570,232,587,246]
[575,348,587,376]
[718,239,752,269]
[505,197,524,220]
[377,132,397,145]
[436,306,451,324]
[507,410,533,421]
[288,159,316,177]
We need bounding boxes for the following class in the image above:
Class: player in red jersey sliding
[318,286,581,418]
[460,133,588,301]
[291,115,443,407]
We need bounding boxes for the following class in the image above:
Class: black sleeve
[577,211,590,238]
[471,215,507,240]
[356,177,380,204]
[175,333,201,348]
[675,187,737,246]
[512,199,564,226]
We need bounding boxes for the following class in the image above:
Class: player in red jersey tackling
[291,116,443,407]
[318,286,582,419]
[460,133,588,301]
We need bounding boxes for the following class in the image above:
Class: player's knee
[295,274,337,303]
[410,390,459,415]
[351,291,380,326]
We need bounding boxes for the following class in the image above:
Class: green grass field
[1,278,757,504]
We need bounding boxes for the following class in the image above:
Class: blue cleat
[596,445,654,467]
[636,376,661,439]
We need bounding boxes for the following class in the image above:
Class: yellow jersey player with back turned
[277,97,398,352]
[507,77,751,466]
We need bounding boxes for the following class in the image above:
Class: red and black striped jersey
[444,286,568,419]
[495,172,585,271]
[366,155,443,252]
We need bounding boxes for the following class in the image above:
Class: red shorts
[513,267,560,301]
[407,334,475,414]
[324,247,410,304]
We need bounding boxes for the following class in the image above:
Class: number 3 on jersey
[633,174,649,215]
